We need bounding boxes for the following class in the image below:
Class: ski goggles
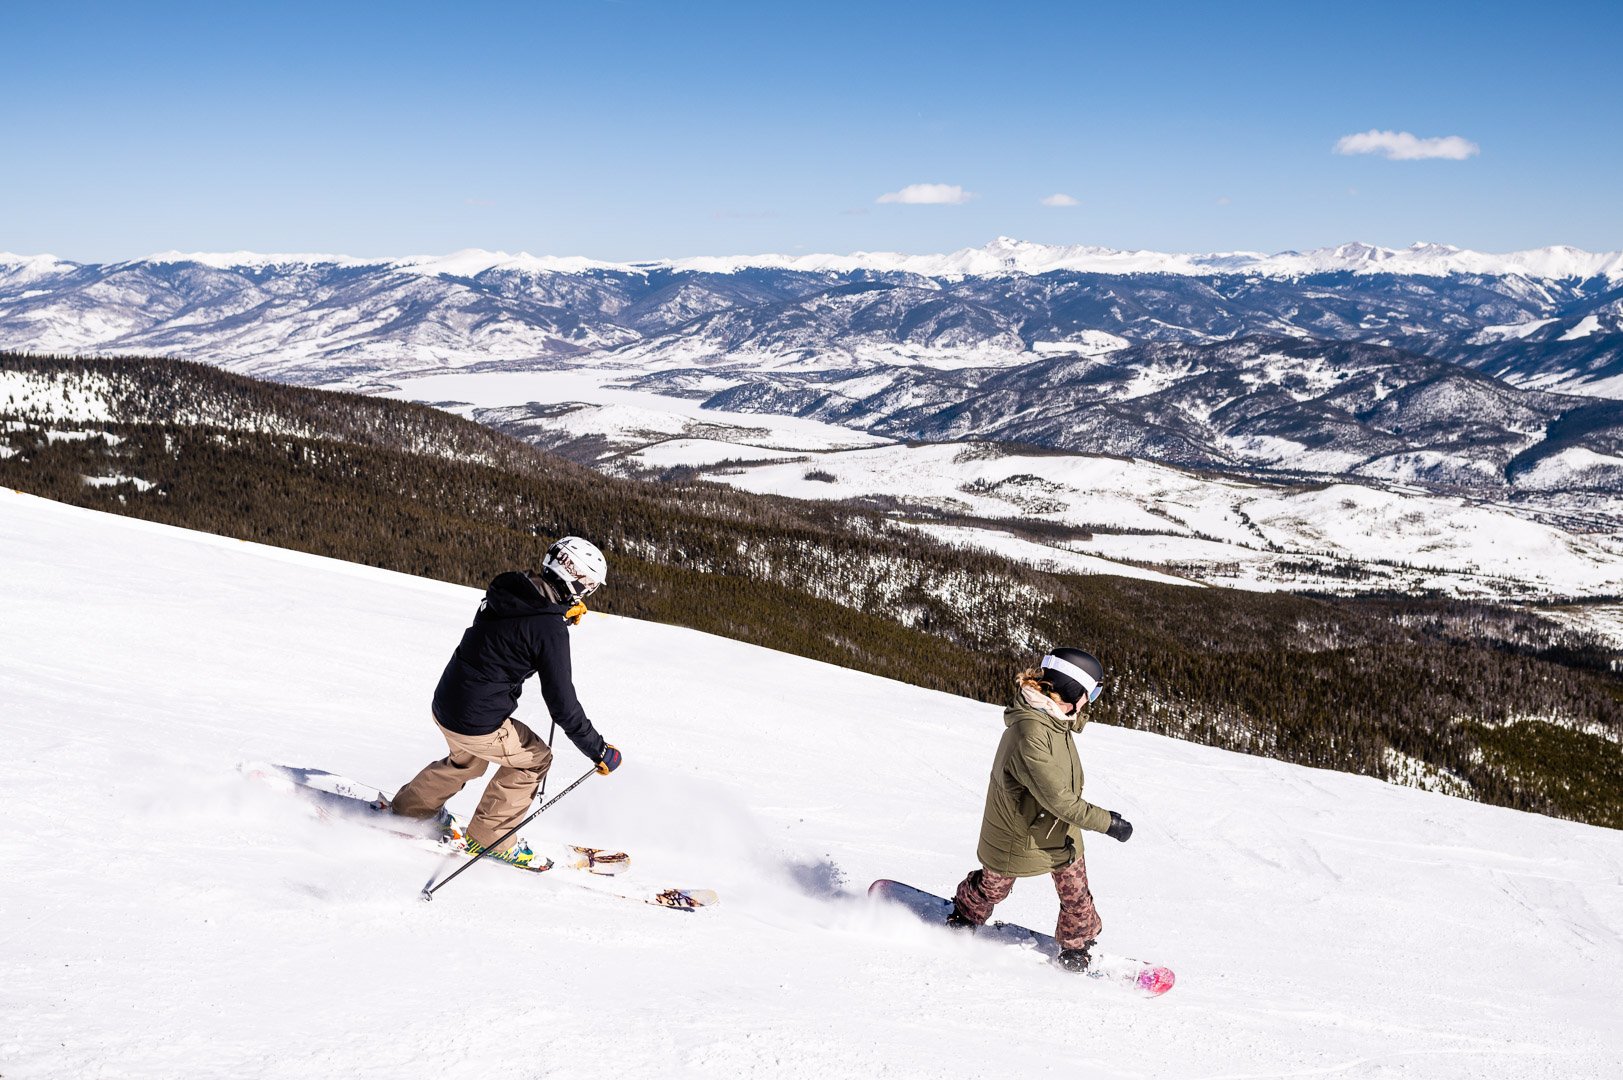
[1041,653,1104,704]
[552,552,602,597]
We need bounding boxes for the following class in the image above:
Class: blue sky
[4,0,1619,261]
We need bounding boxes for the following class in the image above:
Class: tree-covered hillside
[3,353,1619,826]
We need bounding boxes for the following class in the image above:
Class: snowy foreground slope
[2,491,1621,1080]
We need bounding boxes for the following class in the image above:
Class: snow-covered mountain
[9,347,1622,610]
[14,237,1620,282]
[3,239,1621,392]
[1412,309,1623,398]
[627,337,1623,506]
[6,239,1623,513]
[652,237,1623,282]
[4,489,1621,1079]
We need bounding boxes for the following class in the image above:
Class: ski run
[2,487,1621,1079]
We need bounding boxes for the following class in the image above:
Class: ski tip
[866,879,899,897]
[653,888,719,911]
[1137,966,1176,996]
[568,846,631,876]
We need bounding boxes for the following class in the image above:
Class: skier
[946,648,1134,972]
[388,536,622,866]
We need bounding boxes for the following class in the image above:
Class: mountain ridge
[5,245,1620,398]
[633,335,1623,507]
[4,241,1621,507]
[7,237,1623,281]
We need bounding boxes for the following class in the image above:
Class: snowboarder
[388,536,622,867]
[947,648,1134,972]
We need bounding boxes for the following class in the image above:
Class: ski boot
[433,808,466,846]
[944,905,977,933]
[370,797,465,846]
[1054,941,1095,973]
[463,835,543,869]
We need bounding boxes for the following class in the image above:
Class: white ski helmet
[542,536,608,601]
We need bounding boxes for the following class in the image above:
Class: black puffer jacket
[431,571,606,761]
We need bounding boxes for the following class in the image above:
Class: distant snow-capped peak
[651,238,1623,280]
[5,239,1622,281]
[0,253,80,284]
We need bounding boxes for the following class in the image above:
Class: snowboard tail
[868,879,1174,997]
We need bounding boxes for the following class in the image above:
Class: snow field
[898,521,1202,588]
[1559,315,1604,341]
[2,490,1622,1079]
[376,370,890,452]
[1516,446,1623,490]
[0,369,119,424]
[651,438,1623,597]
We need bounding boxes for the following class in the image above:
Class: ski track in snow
[1,490,1621,1079]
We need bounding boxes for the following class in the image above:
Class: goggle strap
[1041,653,1101,702]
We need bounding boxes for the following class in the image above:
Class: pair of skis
[242,763,718,912]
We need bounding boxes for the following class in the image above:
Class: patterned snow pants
[952,857,1101,950]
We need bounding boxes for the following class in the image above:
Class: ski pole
[536,718,557,801]
[420,765,597,901]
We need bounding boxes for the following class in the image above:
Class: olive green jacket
[976,699,1114,877]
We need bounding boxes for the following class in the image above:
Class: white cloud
[1215,195,1232,206]
[876,183,974,205]
[1040,193,1079,207]
[1333,130,1480,161]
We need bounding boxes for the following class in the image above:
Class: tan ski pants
[391,715,553,851]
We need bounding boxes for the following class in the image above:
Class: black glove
[595,744,622,775]
[1106,810,1133,843]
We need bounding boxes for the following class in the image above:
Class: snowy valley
[375,367,1623,619]
[5,239,1622,615]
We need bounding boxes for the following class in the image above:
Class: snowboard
[242,762,717,911]
[868,879,1175,996]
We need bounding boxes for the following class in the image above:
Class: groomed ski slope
[2,489,1620,1080]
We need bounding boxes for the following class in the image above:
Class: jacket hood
[478,571,570,620]
[1004,698,1089,735]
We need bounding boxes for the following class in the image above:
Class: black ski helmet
[1040,647,1105,705]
